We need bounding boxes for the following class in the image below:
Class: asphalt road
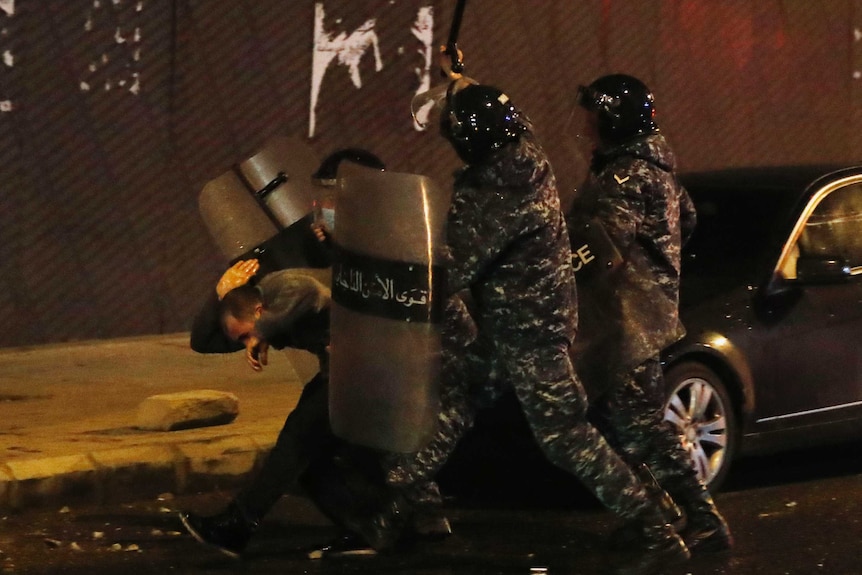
[2,438,862,575]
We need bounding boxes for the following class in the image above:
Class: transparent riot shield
[329,163,451,453]
[198,136,328,272]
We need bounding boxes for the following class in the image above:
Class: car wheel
[663,361,737,490]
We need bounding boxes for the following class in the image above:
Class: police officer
[570,74,732,554]
[386,78,691,575]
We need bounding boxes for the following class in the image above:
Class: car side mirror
[795,255,851,283]
[756,276,802,324]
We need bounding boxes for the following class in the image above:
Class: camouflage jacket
[445,135,577,349]
[568,133,696,392]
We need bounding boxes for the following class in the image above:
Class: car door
[755,177,862,430]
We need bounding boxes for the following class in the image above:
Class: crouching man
[179,259,450,559]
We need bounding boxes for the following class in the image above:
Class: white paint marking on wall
[308,3,435,137]
[309,3,382,137]
[411,6,435,131]
[80,0,144,95]
[129,72,140,94]
[1,1,12,112]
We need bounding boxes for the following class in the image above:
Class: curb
[0,435,275,512]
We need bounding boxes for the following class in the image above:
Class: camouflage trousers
[593,357,706,497]
[387,320,658,521]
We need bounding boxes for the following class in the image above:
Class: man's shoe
[178,502,256,559]
[307,532,378,559]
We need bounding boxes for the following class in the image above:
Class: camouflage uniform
[569,132,705,499]
[389,135,664,523]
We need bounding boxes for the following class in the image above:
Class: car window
[684,187,787,278]
[784,182,862,278]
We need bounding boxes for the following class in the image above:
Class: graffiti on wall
[309,2,435,137]
[856,27,862,80]
[410,6,435,131]
[1,0,13,113]
[80,0,144,96]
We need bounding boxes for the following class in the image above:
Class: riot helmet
[577,74,658,145]
[440,82,528,165]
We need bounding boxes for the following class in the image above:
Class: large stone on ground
[136,390,239,431]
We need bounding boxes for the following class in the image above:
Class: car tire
[663,361,737,491]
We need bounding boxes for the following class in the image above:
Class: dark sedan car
[661,165,862,489]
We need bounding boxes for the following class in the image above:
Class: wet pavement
[2,440,862,575]
[0,334,318,512]
[2,335,862,573]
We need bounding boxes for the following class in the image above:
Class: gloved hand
[216,259,260,300]
[439,45,464,80]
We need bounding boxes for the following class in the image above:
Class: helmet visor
[576,84,620,112]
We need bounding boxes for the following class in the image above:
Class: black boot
[610,508,690,575]
[410,506,452,541]
[179,501,258,559]
[302,451,410,553]
[608,465,684,550]
[344,493,411,552]
[403,481,453,542]
[637,464,684,529]
[306,531,378,559]
[675,489,733,553]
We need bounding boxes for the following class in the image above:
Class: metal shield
[329,163,451,453]
[237,135,319,230]
[198,136,328,271]
[198,170,280,262]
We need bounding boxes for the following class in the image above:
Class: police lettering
[572,243,595,272]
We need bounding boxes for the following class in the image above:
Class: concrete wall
[0,0,860,347]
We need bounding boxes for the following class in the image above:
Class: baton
[445,0,467,74]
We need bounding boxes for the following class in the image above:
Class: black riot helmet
[440,82,528,165]
[577,74,658,145]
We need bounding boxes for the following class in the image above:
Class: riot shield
[198,136,329,272]
[329,163,451,453]
[237,135,319,230]
[198,169,280,262]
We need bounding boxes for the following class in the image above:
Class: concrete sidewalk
[0,334,319,512]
